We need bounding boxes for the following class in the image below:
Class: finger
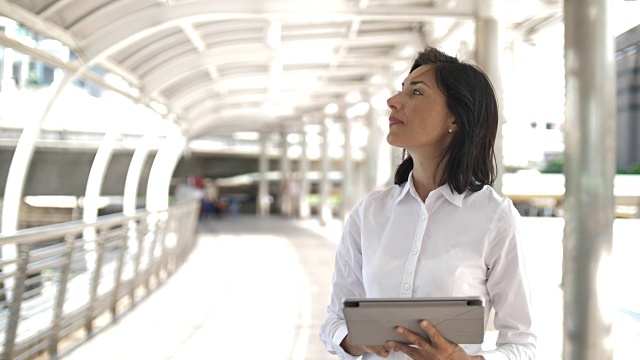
[421,320,452,348]
[395,326,431,350]
[387,341,422,359]
[364,345,391,358]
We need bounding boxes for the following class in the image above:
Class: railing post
[2,245,30,360]
[111,222,129,317]
[144,213,162,291]
[130,217,146,305]
[160,210,176,279]
[49,234,76,358]
[187,203,199,261]
[85,226,105,335]
[152,212,167,286]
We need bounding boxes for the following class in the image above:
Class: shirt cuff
[477,350,508,360]
[332,325,360,360]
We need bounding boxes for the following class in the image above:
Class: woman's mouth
[389,117,403,126]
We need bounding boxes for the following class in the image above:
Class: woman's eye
[412,89,422,95]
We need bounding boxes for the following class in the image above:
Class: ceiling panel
[1,0,563,139]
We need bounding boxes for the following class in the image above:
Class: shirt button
[403,284,411,290]
[420,216,426,221]
[412,248,418,255]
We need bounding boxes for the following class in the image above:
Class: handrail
[0,210,150,246]
[0,200,201,360]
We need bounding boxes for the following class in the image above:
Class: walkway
[59,216,340,360]
[59,215,639,360]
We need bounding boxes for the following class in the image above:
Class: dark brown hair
[393,46,498,194]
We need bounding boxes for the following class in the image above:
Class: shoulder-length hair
[393,46,498,194]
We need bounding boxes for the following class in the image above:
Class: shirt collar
[393,174,412,205]
[439,183,465,207]
[393,171,465,207]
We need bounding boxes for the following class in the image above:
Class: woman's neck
[410,154,445,202]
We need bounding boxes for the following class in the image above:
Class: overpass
[0,0,639,359]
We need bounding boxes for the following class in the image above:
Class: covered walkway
[58,215,639,360]
[1,1,639,359]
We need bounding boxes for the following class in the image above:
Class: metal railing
[0,200,200,360]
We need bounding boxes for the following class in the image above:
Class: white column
[1,74,73,236]
[563,0,616,358]
[83,131,118,223]
[19,53,29,88]
[123,134,155,266]
[81,131,118,271]
[279,132,292,217]
[0,43,81,296]
[476,0,505,195]
[145,131,186,212]
[123,134,155,216]
[340,116,353,222]
[0,73,74,300]
[2,46,16,91]
[257,133,270,216]
[298,130,311,219]
[319,118,332,226]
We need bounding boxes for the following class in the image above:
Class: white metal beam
[123,135,156,215]
[0,0,79,46]
[146,131,186,212]
[78,0,476,62]
[143,34,411,94]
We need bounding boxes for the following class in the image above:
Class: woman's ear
[449,117,458,133]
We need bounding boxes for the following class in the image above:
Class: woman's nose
[387,94,399,110]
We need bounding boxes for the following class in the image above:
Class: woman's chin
[386,133,402,147]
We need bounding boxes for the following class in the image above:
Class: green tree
[541,156,564,174]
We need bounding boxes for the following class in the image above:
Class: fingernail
[395,327,403,334]
[422,320,429,326]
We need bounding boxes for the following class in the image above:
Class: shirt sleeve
[477,199,537,360]
[319,199,367,359]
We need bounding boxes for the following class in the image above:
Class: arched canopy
[0,0,561,139]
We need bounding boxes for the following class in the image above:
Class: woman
[319,46,536,360]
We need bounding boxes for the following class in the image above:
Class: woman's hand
[341,334,393,358]
[388,320,485,360]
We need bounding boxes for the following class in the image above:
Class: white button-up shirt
[320,174,536,360]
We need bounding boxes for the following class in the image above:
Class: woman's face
[386,64,455,156]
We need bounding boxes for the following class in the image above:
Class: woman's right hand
[341,334,393,358]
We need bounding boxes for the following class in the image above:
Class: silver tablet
[342,297,485,346]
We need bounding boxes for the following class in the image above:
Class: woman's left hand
[388,320,485,360]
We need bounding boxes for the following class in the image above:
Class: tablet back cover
[342,297,484,346]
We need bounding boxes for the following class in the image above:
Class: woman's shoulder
[363,184,403,203]
[464,185,518,217]
[350,184,404,213]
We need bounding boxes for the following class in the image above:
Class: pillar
[1,35,16,91]
[563,0,616,358]
[476,0,505,195]
[145,131,186,212]
[279,132,292,217]
[299,130,311,219]
[341,116,353,222]
[257,133,270,216]
[123,134,154,216]
[319,118,332,226]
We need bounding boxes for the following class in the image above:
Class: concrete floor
[61,215,639,360]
